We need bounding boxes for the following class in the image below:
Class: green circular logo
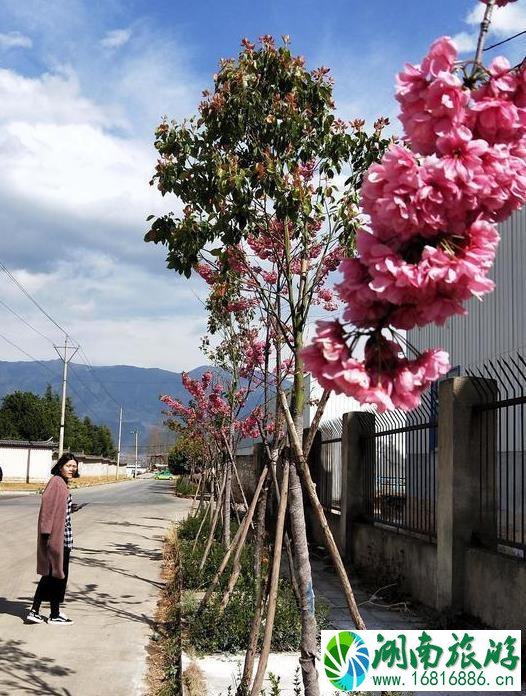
[323,631,370,692]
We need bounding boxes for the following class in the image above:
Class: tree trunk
[270,457,301,605]
[250,461,289,696]
[288,460,320,696]
[287,338,320,696]
[190,473,202,516]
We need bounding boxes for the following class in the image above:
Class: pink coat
[37,475,69,579]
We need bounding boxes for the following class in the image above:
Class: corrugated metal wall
[409,207,526,369]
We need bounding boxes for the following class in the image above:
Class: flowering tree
[304,0,526,412]
[146,35,389,694]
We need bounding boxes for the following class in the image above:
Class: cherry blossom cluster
[304,33,526,411]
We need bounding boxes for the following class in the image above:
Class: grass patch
[173,476,198,498]
[0,475,130,493]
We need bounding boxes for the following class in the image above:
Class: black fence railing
[468,353,526,558]
[361,391,438,539]
[319,437,342,512]
[315,418,343,513]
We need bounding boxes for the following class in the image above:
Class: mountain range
[0,360,260,456]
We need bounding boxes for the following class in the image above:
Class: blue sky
[0,0,524,373]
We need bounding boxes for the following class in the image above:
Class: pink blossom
[260,269,278,284]
[469,97,525,145]
[421,37,458,79]
[356,220,499,329]
[336,258,392,328]
[196,262,218,285]
[361,145,421,239]
[436,126,488,182]
[477,144,526,221]
[475,57,518,101]
[303,332,450,413]
[479,0,517,6]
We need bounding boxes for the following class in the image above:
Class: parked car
[154,469,174,480]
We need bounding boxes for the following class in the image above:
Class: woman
[26,452,79,625]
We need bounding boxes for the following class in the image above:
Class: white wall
[77,461,118,478]
[0,447,54,482]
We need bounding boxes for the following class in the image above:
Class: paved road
[0,479,191,696]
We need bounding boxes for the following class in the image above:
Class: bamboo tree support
[218,467,271,614]
[199,469,227,572]
[192,489,213,553]
[279,390,366,630]
[196,468,209,515]
[240,478,270,691]
[198,464,269,612]
[269,457,301,605]
[221,430,252,524]
[219,466,268,616]
[249,461,290,696]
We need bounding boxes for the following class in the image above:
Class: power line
[0,297,56,345]
[0,331,61,381]
[0,329,108,424]
[484,29,526,51]
[0,260,68,338]
[73,346,121,408]
[0,259,122,409]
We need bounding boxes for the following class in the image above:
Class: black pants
[32,548,71,617]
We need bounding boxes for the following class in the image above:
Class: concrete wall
[234,450,264,504]
[464,547,526,629]
[1,446,54,482]
[77,460,118,478]
[351,522,437,608]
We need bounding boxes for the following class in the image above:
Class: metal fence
[467,352,526,557]
[317,418,342,513]
[361,391,438,539]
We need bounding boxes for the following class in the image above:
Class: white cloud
[0,255,207,370]
[0,31,32,49]
[451,31,477,54]
[466,2,526,35]
[0,67,176,237]
[0,67,112,125]
[0,59,205,369]
[100,29,131,50]
[454,2,526,55]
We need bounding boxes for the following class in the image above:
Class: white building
[0,440,56,483]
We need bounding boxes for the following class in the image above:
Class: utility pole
[131,428,139,478]
[116,406,123,480]
[54,335,79,459]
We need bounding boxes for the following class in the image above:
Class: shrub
[174,476,198,497]
[182,575,329,654]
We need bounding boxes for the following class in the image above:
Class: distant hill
[0,360,261,454]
